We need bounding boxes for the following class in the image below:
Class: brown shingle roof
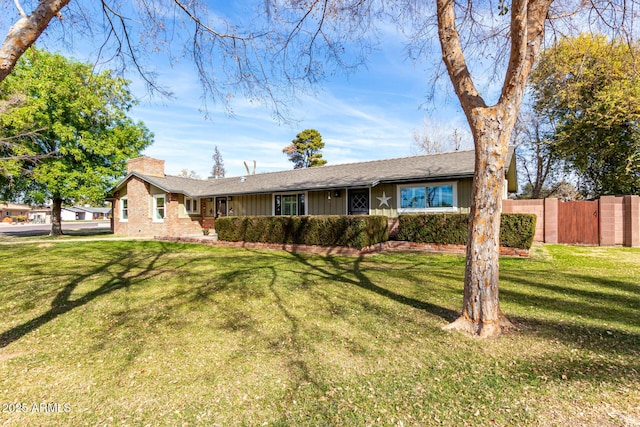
[113,148,516,197]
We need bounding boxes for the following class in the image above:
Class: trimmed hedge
[499,214,538,249]
[215,215,389,249]
[397,213,537,249]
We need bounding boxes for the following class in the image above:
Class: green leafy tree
[530,34,640,197]
[0,94,50,180]
[282,129,327,169]
[0,48,153,235]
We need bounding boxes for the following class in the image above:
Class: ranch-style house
[110,148,518,237]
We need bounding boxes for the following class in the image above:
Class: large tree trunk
[436,0,552,337]
[50,197,63,236]
[0,0,70,83]
[444,108,515,337]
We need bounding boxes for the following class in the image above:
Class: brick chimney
[127,157,165,177]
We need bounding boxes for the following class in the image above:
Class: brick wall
[113,176,205,237]
[127,156,165,177]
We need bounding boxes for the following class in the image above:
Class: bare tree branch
[13,0,27,18]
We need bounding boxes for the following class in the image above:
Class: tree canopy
[0,48,153,235]
[283,129,327,169]
[530,34,640,197]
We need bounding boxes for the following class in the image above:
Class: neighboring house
[0,202,31,220]
[78,206,111,220]
[110,150,518,237]
[61,207,87,221]
[0,202,52,224]
[61,206,112,221]
[28,207,51,224]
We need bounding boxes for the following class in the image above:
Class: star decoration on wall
[376,192,391,208]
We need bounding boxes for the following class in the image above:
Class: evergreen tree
[211,145,226,178]
[282,129,327,169]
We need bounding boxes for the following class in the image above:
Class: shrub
[499,213,537,249]
[215,215,389,249]
[397,213,536,249]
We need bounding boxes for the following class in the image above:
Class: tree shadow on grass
[284,251,459,323]
[351,256,460,322]
[0,243,175,349]
[503,316,640,401]
[510,315,640,355]
[501,270,639,322]
[500,270,640,356]
[286,250,638,358]
[265,265,320,396]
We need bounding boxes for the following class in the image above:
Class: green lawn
[0,241,638,426]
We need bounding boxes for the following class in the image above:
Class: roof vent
[240,176,246,183]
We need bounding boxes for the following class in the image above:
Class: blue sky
[109,2,480,179]
[128,39,473,178]
[7,1,480,179]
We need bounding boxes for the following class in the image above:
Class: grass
[0,241,638,426]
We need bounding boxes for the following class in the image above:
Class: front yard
[0,241,638,426]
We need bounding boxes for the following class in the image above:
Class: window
[185,197,199,215]
[282,195,297,215]
[427,185,454,208]
[401,186,426,209]
[399,183,456,212]
[153,194,166,221]
[120,197,128,221]
[274,193,305,216]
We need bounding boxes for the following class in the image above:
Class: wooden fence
[503,196,640,247]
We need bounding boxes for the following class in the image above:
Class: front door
[215,197,227,217]
[348,189,369,215]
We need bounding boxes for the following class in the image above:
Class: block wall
[624,195,640,247]
[504,196,639,247]
[502,199,545,242]
[599,196,625,246]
